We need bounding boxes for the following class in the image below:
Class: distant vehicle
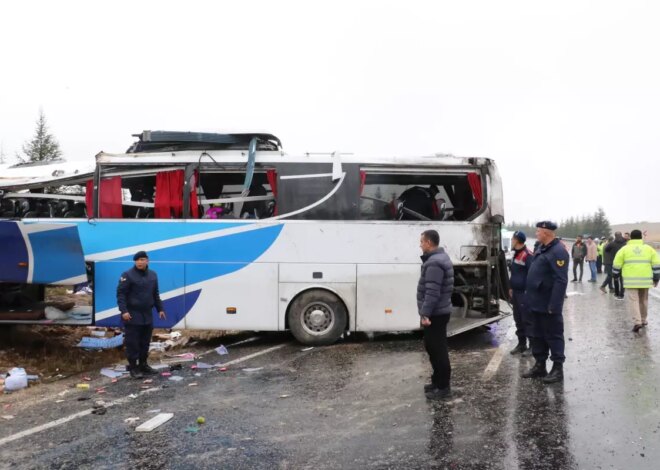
[0,131,511,344]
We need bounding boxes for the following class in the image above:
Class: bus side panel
[94,261,186,328]
[183,262,279,331]
[356,264,421,331]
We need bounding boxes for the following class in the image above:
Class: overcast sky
[1,1,658,224]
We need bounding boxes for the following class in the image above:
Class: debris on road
[243,367,263,373]
[196,416,205,424]
[168,376,183,382]
[1,415,15,420]
[193,362,213,369]
[301,347,314,352]
[215,345,229,355]
[135,413,173,432]
[124,417,140,425]
[77,333,124,350]
[3,367,28,392]
[279,394,291,399]
[76,383,90,390]
[184,425,200,434]
[100,368,124,379]
[161,372,172,377]
[188,382,198,387]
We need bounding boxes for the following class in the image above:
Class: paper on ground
[135,413,173,432]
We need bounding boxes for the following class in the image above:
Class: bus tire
[287,290,347,346]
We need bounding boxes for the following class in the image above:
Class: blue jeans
[588,261,597,281]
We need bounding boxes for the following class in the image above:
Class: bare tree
[18,109,62,163]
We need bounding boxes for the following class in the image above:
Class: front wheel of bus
[288,290,347,346]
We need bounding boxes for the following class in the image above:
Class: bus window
[195,169,275,220]
[359,171,483,221]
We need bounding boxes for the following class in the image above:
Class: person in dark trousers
[509,231,534,356]
[599,236,615,294]
[418,229,455,400]
[523,221,569,384]
[603,232,627,299]
[570,236,587,282]
[117,251,166,379]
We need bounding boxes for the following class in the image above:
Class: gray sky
[1,1,658,224]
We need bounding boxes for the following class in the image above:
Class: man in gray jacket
[418,230,455,400]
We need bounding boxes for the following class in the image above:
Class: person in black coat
[117,251,166,379]
[417,230,455,400]
[601,232,626,299]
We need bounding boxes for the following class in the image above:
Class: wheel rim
[301,301,335,336]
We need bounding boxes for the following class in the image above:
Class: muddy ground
[0,277,659,469]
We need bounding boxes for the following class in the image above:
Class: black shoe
[424,383,434,393]
[542,363,564,384]
[140,364,157,375]
[425,387,451,400]
[522,362,547,378]
[129,367,143,380]
[632,324,643,333]
[509,343,527,355]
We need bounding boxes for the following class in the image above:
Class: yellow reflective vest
[612,240,660,289]
[598,242,605,257]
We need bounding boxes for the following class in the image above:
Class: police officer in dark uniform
[117,251,166,379]
[508,231,534,356]
[522,221,569,384]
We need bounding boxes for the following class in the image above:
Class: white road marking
[0,343,288,447]
[482,325,515,381]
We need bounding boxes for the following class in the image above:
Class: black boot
[425,386,452,400]
[542,362,563,384]
[521,361,547,378]
[129,364,143,380]
[509,342,527,355]
[139,361,157,375]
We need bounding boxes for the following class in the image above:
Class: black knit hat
[133,250,149,261]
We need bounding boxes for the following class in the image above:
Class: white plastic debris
[168,376,184,382]
[124,417,140,424]
[215,345,229,355]
[135,413,173,432]
[4,368,28,391]
[242,367,263,373]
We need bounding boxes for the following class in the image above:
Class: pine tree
[591,207,611,238]
[18,110,62,163]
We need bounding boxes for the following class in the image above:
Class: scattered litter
[1,415,14,420]
[128,393,138,399]
[301,347,314,352]
[151,364,169,371]
[188,382,198,387]
[57,390,69,397]
[77,333,124,350]
[100,368,124,379]
[55,400,65,403]
[4,368,28,392]
[219,367,228,372]
[184,426,200,434]
[161,372,172,377]
[194,373,202,377]
[243,367,263,373]
[140,385,150,390]
[124,417,140,424]
[197,416,206,424]
[279,394,291,399]
[96,388,106,394]
[111,379,118,383]
[135,413,174,432]
[215,345,229,355]
[90,330,107,337]
[82,376,92,382]
[168,376,184,382]
[76,383,90,390]
[174,353,195,360]
[149,342,168,352]
[147,409,161,414]
[26,375,39,382]
[142,379,153,384]
[194,362,213,369]
[113,365,128,372]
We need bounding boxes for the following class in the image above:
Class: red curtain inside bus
[155,170,184,218]
[467,173,483,209]
[85,177,123,218]
[266,169,278,215]
[359,170,366,195]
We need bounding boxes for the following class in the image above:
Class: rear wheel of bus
[288,290,347,345]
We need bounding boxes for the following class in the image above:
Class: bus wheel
[288,290,347,346]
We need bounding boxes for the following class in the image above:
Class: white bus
[0,131,510,345]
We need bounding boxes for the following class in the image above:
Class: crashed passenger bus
[0,131,510,345]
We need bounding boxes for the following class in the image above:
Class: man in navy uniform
[117,251,166,379]
[522,221,569,384]
[508,231,534,356]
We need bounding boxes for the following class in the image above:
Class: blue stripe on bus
[71,221,248,255]
[0,221,29,283]
[96,288,202,328]
[29,226,86,283]
[94,224,283,314]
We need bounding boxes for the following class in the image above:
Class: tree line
[508,207,612,239]
[0,109,62,165]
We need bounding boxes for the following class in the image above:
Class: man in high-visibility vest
[613,230,660,333]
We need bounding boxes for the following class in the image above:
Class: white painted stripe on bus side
[87,222,279,262]
[16,223,34,283]
[280,173,334,180]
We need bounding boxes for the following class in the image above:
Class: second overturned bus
[0,131,510,345]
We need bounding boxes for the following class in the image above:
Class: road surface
[1,277,659,469]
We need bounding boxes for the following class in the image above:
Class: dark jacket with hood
[117,266,164,326]
[417,248,454,317]
[603,235,626,266]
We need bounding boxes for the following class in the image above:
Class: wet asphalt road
[1,276,660,469]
